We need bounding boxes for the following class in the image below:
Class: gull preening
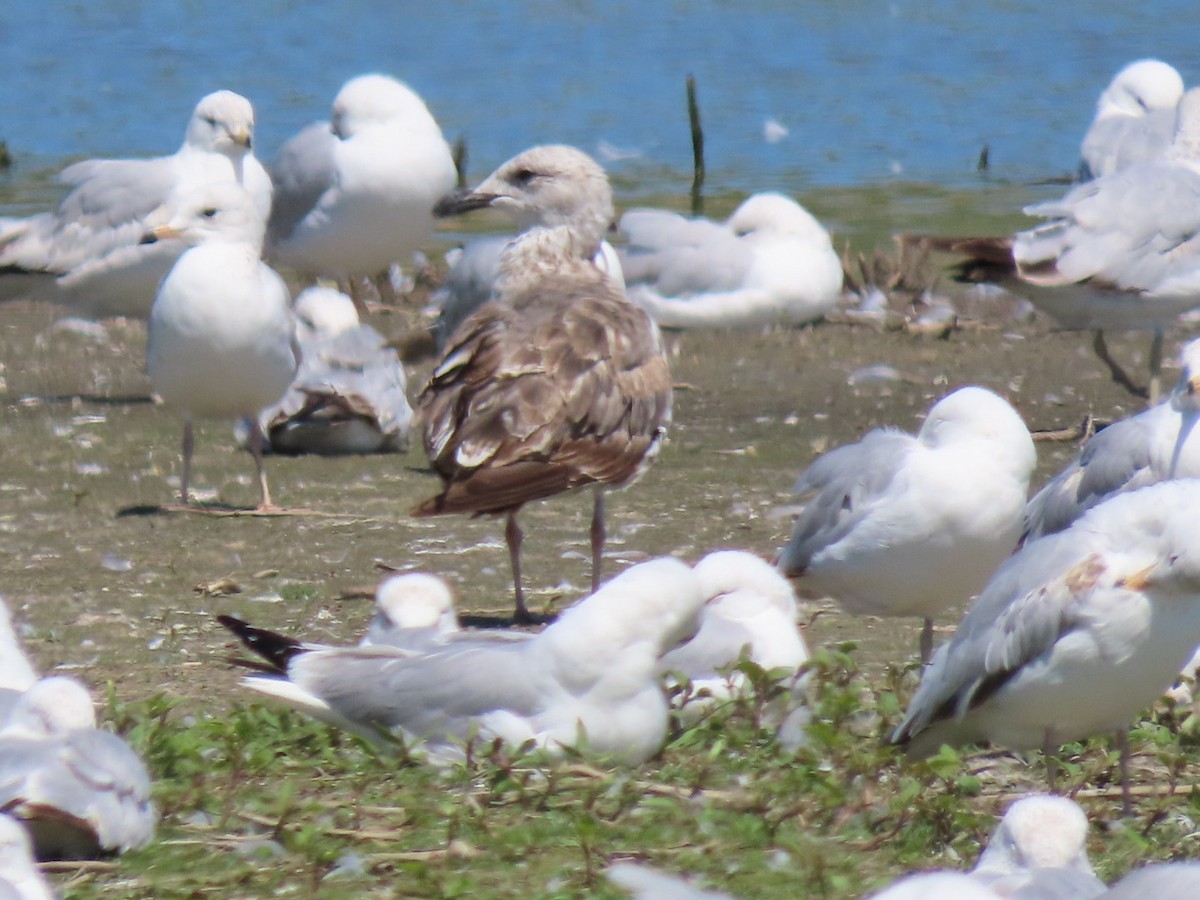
[220,557,706,764]
[147,181,298,510]
[1023,337,1200,542]
[246,285,413,456]
[0,90,271,320]
[893,479,1200,813]
[777,386,1036,662]
[1079,59,1184,181]
[618,192,843,329]
[950,87,1200,402]
[0,676,155,859]
[415,145,672,622]
[266,73,457,308]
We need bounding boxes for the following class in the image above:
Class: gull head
[1170,338,1200,414]
[330,73,441,139]
[917,386,1036,475]
[974,795,1095,877]
[726,192,831,244]
[1097,59,1184,119]
[293,286,360,339]
[373,573,458,631]
[185,90,257,156]
[1,676,96,739]
[147,181,267,250]
[434,144,615,250]
[693,550,801,622]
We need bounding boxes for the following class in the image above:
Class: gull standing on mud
[948,88,1200,402]
[0,90,271,319]
[892,480,1200,814]
[147,181,298,510]
[1079,59,1184,181]
[777,386,1036,662]
[1023,337,1200,542]
[618,192,843,329]
[266,74,457,308]
[220,557,705,764]
[414,145,672,622]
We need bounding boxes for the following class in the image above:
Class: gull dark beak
[432,190,499,218]
[139,231,159,246]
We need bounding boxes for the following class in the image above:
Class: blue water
[2,1,1199,198]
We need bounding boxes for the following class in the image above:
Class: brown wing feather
[413,270,672,517]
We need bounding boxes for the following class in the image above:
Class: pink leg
[246,419,275,511]
[506,511,531,623]
[590,488,605,594]
[180,418,194,506]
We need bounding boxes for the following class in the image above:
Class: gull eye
[202,116,218,127]
[200,207,218,218]
[511,168,538,187]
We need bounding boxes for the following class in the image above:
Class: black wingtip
[217,614,306,673]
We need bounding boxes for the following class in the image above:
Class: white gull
[1080,59,1184,181]
[0,90,271,320]
[147,181,298,510]
[777,386,1036,662]
[619,192,843,329]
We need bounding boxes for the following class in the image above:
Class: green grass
[56,646,1200,898]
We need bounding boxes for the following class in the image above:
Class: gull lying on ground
[892,479,1200,814]
[777,386,1036,662]
[618,192,843,329]
[416,145,672,623]
[243,285,413,456]
[220,557,705,764]
[0,815,54,900]
[661,551,809,740]
[266,73,457,309]
[147,181,298,510]
[1023,337,1200,542]
[0,676,155,859]
[0,90,271,319]
[358,572,464,649]
[871,795,1104,898]
[1080,59,1184,181]
[947,88,1200,402]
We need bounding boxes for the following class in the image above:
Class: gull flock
[5,58,1200,895]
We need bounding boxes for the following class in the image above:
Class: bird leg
[1042,730,1059,793]
[1148,329,1165,406]
[246,419,276,511]
[919,617,934,665]
[506,511,532,624]
[590,488,606,594]
[180,419,194,506]
[1091,330,1149,400]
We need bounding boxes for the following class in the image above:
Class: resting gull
[777,386,1036,662]
[220,557,705,764]
[618,192,843,329]
[1080,59,1184,181]
[892,479,1200,813]
[0,676,155,859]
[0,90,271,319]
[246,285,413,456]
[147,181,298,510]
[415,145,672,622]
[266,74,457,308]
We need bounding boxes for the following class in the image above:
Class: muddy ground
[0,285,1178,712]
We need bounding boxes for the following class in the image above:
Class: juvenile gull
[1080,59,1184,181]
[0,90,271,319]
[949,88,1200,402]
[618,192,843,329]
[246,286,413,456]
[777,386,1036,662]
[266,74,457,307]
[416,145,672,622]
[220,557,705,764]
[0,677,155,859]
[1023,337,1200,542]
[147,181,298,510]
[892,479,1200,813]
